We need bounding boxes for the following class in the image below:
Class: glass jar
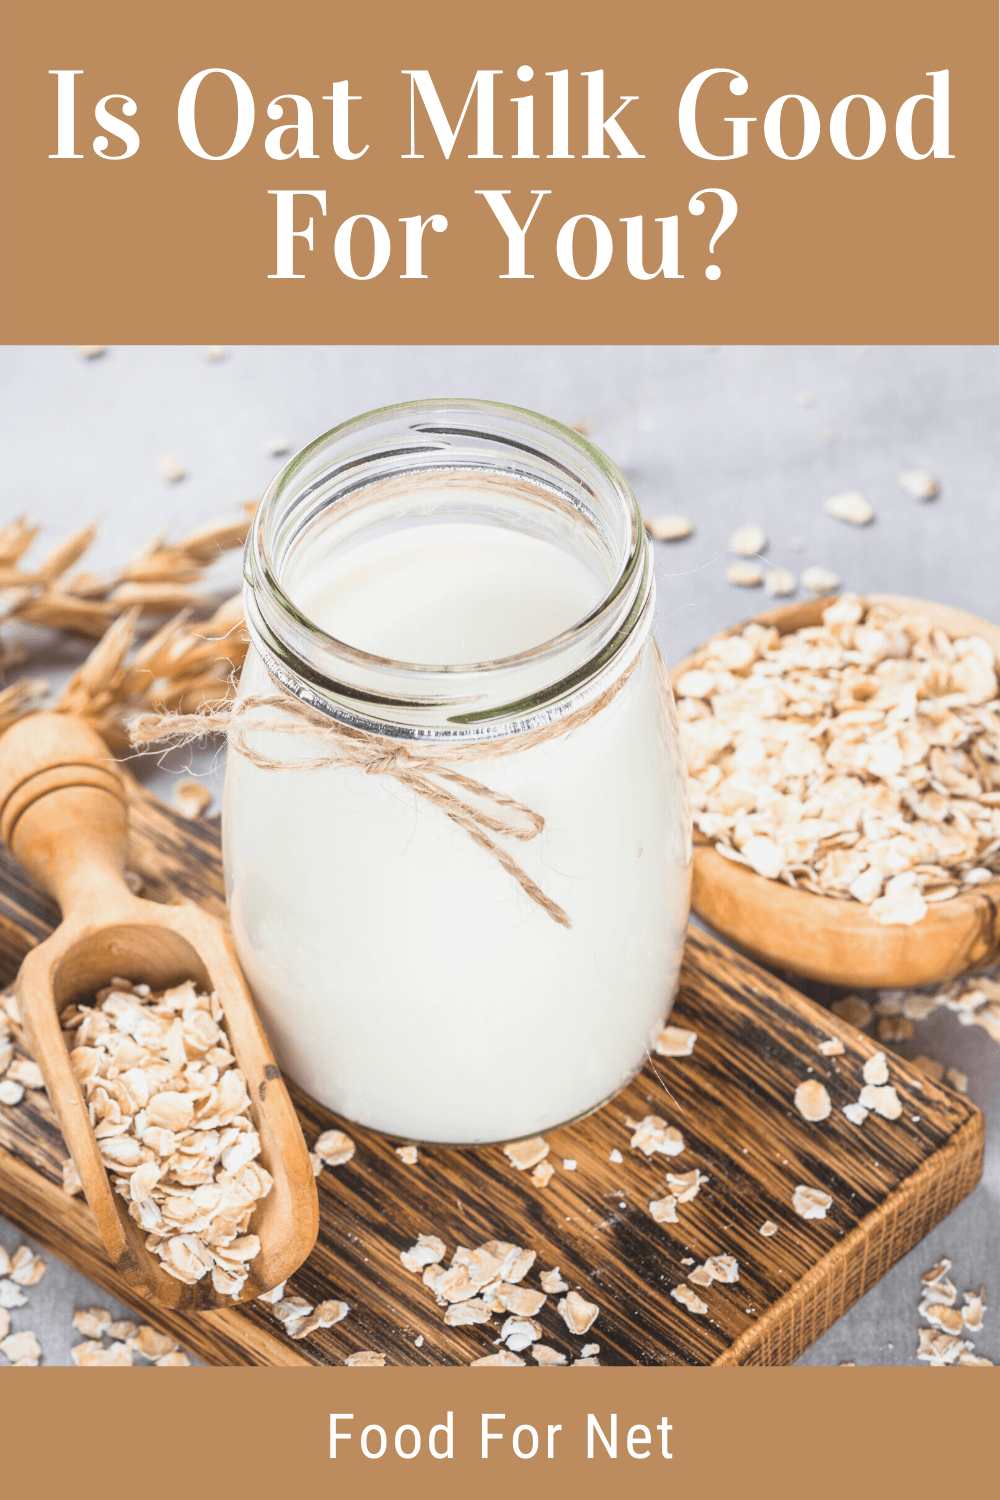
[222,399,691,1143]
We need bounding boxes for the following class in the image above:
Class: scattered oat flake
[726,561,763,587]
[532,1343,567,1365]
[289,1300,350,1340]
[609,1148,623,1164]
[765,568,797,598]
[800,566,840,594]
[401,1234,446,1273]
[916,1327,972,1365]
[654,1024,697,1057]
[76,345,106,358]
[107,1320,137,1341]
[502,1315,543,1351]
[540,1268,569,1294]
[2,1330,42,1363]
[503,1136,549,1171]
[858,1083,903,1120]
[665,1169,706,1203]
[630,1115,685,1157]
[562,1158,577,1171]
[9,1247,47,1286]
[173,779,212,818]
[72,1338,132,1366]
[649,1194,679,1224]
[818,1038,845,1056]
[574,1355,601,1365]
[793,1185,833,1219]
[922,1276,958,1307]
[703,1254,740,1283]
[944,1068,968,1094]
[956,1350,994,1366]
[842,1102,869,1126]
[794,1079,832,1122]
[6,1059,43,1090]
[157,451,186,484]
[444,1299,493,1326]
[899,468,939,500]
[921,1257,952,1284]
[0,1080,24,1105]
[671,1284,708,1315]
[203,346,226,361]
[531,1160,555,1188]
[314,1128,356,1167]
[961,1290,985,1332]
[645,515,693,542]
[395,1144,419,1165]
[72,1306,112,1339]
[824,492,873,526]
[760,1220,778,1238]
[557,1290,599,1335]
[266,436,291,455]
[922,1302,964,1335]
[132,1325,179,1360]
[156,1350,192,1366]
[471,1350,525,1367]
[730,523,766,556]
[345,1350,386,1367]
[0,1281,27,1309]
[863,1051,889,1086]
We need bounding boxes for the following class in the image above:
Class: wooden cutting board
[0,780,984,1366]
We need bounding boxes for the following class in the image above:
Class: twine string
[130,649,654,930]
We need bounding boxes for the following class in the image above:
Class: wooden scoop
[0,711,318,1311]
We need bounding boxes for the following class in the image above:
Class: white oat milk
[223,401,692,1143]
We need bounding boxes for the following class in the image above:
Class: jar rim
[245,397,654,741]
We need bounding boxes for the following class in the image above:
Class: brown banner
[0,1368,995,1493]
[1,0,996,343]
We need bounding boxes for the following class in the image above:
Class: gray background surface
[0,343,996,1367]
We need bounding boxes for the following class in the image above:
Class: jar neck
[244,400,654,744]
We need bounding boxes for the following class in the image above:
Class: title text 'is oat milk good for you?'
[223,400,692,1142]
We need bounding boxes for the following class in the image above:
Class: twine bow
[130,691,570,928]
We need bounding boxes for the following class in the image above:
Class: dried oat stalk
[0,505,256,640]
[0,508,253,752]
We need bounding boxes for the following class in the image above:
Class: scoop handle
[0,711,131,918]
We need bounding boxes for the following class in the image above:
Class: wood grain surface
[0,779,985,1366]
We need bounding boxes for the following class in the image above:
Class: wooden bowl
[672,594,1000,988]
